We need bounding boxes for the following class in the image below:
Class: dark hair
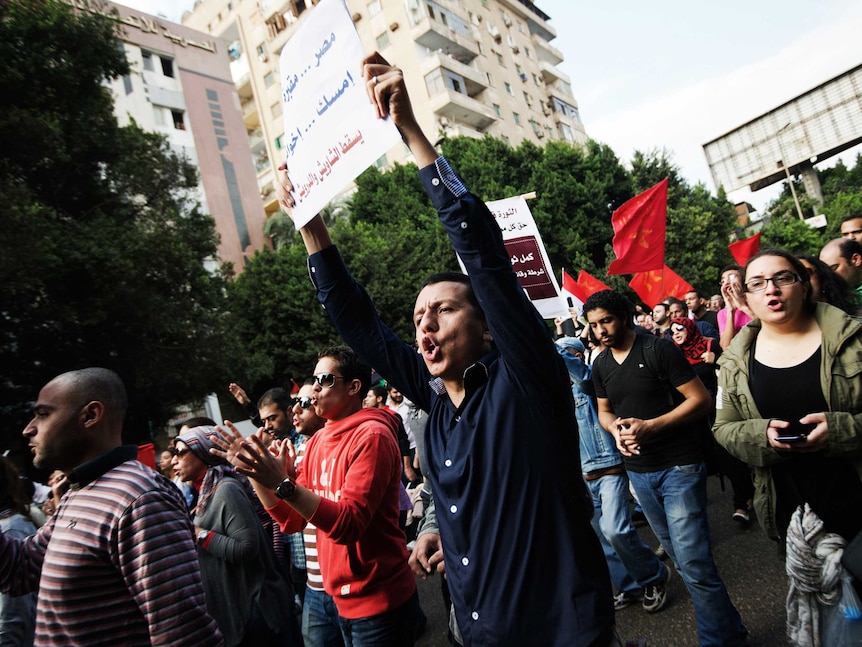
[301,376,317,388]
[368,384,388,401]
[665,297,685,310]
[318,345,371,397]
[0,458,31,519]
[798,254,858,315]
[56,367,128,422]
[257,387,293,411]
[583,290,634,328]
[720,264,742,277]
[652,301,668,312]
[685,288,706,299]
[421,272,485,318]
[841,214,862,225]
[833,237,862,261]
[745,249,815,313]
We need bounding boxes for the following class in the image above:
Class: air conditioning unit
[502,13,512,27]
[390,21,399,31]
[535,129,544,139]
[258,53,268,62]
[352,12,361,22]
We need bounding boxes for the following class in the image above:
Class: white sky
[120,0,862,212]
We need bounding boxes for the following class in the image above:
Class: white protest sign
[279,0,402,227]
[458,196,569,320]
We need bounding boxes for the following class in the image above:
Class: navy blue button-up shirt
[308,157,612,646]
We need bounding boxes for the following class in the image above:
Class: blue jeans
[628,462,747,647]
[338,591,420,647]
[302,586,344,647]
[588,473,667,594]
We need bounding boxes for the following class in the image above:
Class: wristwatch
[197,529,209,545]
[275,478,297,500]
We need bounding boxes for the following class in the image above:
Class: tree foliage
[0,0,237,450]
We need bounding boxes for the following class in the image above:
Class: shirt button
[461,556,469,566]
[432,178,440,186]
[460,222,468,229]
[450,504,458,514]
[471,611,479,620]
[444,459,452,467]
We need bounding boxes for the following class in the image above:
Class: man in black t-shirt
[585,290,748,647]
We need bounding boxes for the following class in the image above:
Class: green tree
[0,0,237,449]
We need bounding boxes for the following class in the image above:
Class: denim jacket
[555,338,623,474]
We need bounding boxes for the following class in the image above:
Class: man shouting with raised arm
[277,54,615,647]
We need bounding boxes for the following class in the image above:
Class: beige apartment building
[183,0,588,215]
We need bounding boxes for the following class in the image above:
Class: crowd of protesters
[1,53,861,647]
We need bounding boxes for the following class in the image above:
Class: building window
[375,154,388,169]
[532,73,540,86]
[160,56,174,78]
[142,50,154,72]
[492,103,501,117]
[545,126,554,140]
[481,0,487,6]
[530,119,541,134]
[153,105,165,126]
[376,31,390,49]
[271,101,283,118]
[495,52,504,66]
[504,81,512,95]
[264,71,275,87]
[275,134,284,149]
[524,46,531,59]
[367,0,381,16]
[513,112,521,125]
[523,92,532,107]
[486,71,494,87]
[515,63,523,76]
[172,110,186,130]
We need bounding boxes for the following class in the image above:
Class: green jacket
[714,302,862,540]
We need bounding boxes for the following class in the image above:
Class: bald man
[4,368,222,646]
[821,237,862,298]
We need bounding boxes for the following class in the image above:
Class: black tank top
[751,344,862,540]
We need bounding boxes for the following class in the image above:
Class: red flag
[562,270,589,304]
[629,265,693,306]
[728,233,761,266]
[577,270,611,296]
[607,178,668,275]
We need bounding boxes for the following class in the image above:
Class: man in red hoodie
[213,345,419,646]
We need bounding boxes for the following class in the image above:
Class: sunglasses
[292,396,313,409]
[314,373,348,388]
[670,323,686,333]
[172,447,191,458]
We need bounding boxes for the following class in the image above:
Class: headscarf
[670,317,711,365]
[175,426,287,565]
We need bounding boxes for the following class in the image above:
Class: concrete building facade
[68,0,269,270]
[182,0,588,215]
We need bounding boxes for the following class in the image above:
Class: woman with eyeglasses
[714,249,862,637]
[172,426,299,647]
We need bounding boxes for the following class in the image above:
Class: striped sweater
[0,447,222,646]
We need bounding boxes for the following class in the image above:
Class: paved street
[415,475,789,647]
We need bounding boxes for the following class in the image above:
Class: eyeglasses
[292,396,313,409]
[172,447,191,458]
[670,323,686,333]
[313,373,347,388]
[744,271,801,293]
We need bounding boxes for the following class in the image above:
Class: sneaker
[613,590,641,610]
[732,509,750,523]
[654,543,669,561]
[643,568,671,613]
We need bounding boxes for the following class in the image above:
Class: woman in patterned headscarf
[669,316,719,396]
[173,426,299,647]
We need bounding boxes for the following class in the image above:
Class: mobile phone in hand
[774,434,807,443]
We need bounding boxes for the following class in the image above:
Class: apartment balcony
[532,34,563,65]
[410,16,479,62]
[539,60,570,86]
[248,128,266,155]
[428,87,496,130]
[241,99,260,129]
[495,0,556,42]
[259,0,290,23]
[420,53,487,97]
